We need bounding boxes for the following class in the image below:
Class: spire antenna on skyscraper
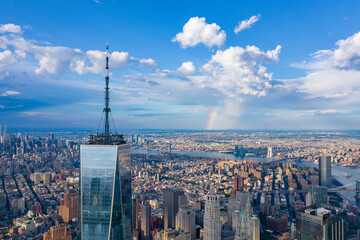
[104,40,110,141]
[88,41,125,145]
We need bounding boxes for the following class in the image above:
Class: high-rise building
[34,173,41,185]
[228,192,252,231]
[178,195,188,208]
[250,216,260,240]
[31,202,42,216]
[43,224,72,240]
[311,185,328,206]
[319,156,331,187]
[235,209,250,240]
[175,204,196,240]
[267,147,273,158]
[80,42,132,240]
[232,193,259,240]
[132,197,140,239]
[59,192,78,223]
[306,192,312,207]
[163,189,185,230]
[203,187,221,240]
[43,172,52,185]
[233,176,244,192]
[296,206,347,240]
[141,203,151,240]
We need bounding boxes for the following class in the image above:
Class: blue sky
[1,0,360,130]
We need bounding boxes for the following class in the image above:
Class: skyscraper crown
[88,42,125,145]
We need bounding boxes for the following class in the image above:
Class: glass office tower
[319,155,331,187]
[80,143,132,240]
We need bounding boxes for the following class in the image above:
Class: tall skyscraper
[203,187,221,240]
[267,147,273,158]
[34,173,41,185]
[319,155,331,187]
[162,189,185,230]
[296,206,347,240]
[132,197,140,239]
[233,193,259,240]
[228,192,252,231]
[43,172,52,184]
[235,208,249,240]
[59,192,78,223]
[233,176,244,192]
[250,216,260,240]
[311,185,328,206]
[175,204,196,240]
[80,42,132,240]
[141,203,151,240]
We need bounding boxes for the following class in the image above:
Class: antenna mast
[87,41,126,145]
[104,41,110,142]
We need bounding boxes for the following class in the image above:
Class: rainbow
[205,105,220,130]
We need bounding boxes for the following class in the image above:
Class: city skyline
[1,0,360,130]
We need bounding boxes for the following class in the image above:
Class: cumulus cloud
[0,50,15,67]
[139,58,157,68]
[291,31,360,102]
[0,23,22,34]
[0,24,157,75]
[172,17,226,48]
[234,14,261,34]
[177,61,196,75]
[198,45,281,97]
[1,90,20,96]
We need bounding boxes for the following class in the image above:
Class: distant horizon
[1,0,360,129]
[3,126,360,134]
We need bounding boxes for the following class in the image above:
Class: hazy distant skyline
[1,0,360,130]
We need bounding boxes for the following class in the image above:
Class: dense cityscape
[1,1,360,239]
[0,127,359,239]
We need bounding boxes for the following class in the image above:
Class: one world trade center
[80,42,132,240]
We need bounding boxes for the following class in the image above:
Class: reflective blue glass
[80,144,132,240]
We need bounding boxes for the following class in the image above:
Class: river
[297,161,360,207]
[131,147,359,207]
[131,147,274,162]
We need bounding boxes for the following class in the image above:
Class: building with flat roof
[296,205,347,240]
[319,156,331,187]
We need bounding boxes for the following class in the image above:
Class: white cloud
[306,109,351,115]
[1,90,20,96]
[172,17,226,48]
[0,26,156,75]
[0,50,15,67]
[234,14,261,34]
[177,61,196,75]
[139,58,157,68]
[290,31,360,104]
[296,31,360,71]
[34,46,76,75]
[0,24,22,34]
[198,45,281,97]
[21,111,59,117]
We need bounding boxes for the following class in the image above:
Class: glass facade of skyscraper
[80,144,132,240]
